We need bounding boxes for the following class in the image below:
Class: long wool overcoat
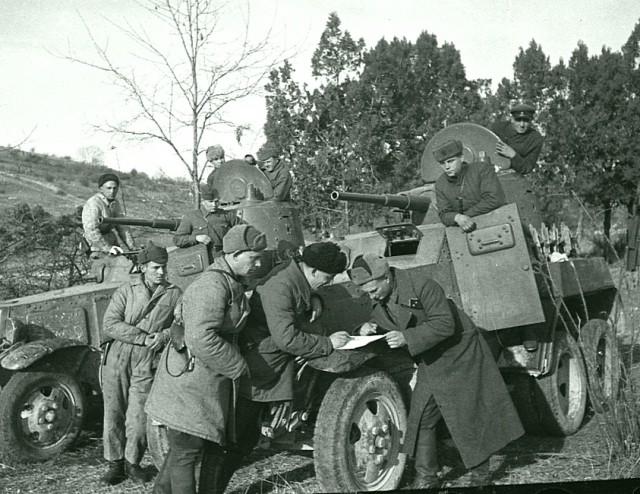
[238,260,334,402]
[371,268,524,469]
[145,257,249,445]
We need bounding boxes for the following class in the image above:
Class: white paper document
[339,334,386,350]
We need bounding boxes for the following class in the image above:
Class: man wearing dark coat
[490,103,544,176]
[434,139,506,233]
[146,225,267,494]
[215,242,351,492]
[349,253,524,489]
[257,144,293,201]
[173,183,239,259]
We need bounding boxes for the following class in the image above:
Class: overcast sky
[1,0,638,179]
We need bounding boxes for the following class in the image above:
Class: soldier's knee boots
[100,459,126,486]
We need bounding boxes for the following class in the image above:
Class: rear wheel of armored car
[579,319,620,413]
[0,372,85,463]
[535,330,588,436]
[314,371,407,492]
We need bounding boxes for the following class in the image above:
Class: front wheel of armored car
[0,372,85,463]
[579,319,620,413]
[314,370,407,492]
[536,330,588,436]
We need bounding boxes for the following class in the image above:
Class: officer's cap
[510,103,536,121]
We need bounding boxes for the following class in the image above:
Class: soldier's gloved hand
[145,333,166,351]
[385,330,407,349]
[496,141,516,159]
[329,331,351,349]
[108,245,124,256]
[195,234,212,245]
[358,322,378,336]
[454,214,476,233]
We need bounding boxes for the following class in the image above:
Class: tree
[65,0,285,205]
[77,145,105,166]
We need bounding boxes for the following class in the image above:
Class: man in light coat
[146,225,267,494]
[101,242,182,485]
[349,253,524,489]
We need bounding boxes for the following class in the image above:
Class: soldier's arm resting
[510,135,543,175]
[435,185,459,227]
[464,164,506,217]
[173,214,198,247]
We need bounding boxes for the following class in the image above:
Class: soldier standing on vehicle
[145,225,267,494]
[82,173,135,257]
[349,253,524,489]
[173,184,239,259]
[434,139,506,233]
[205,144,226,187]
[257,144,293,201]
[215,242,351,493]
[100,242,182,486]
[490,103,544,176]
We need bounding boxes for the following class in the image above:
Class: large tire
[0,372,85,463]
[314,371,407,492]
[579,319,620,412]
[147,417,170,469]
[536,330,588,436]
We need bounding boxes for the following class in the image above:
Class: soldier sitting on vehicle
[205,144,226,187]
[82,173,135,257]
[257,144,293,202]
[215,242,351,493]
[173,184,239,260]
[434,139,506,233]
[349,253,524,489]
[100,242,182,486]
[490,103,544,176]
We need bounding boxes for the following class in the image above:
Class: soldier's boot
[126,461,148,484]
[407,429,440,490]
[100,459,126,486]
[468,458,491,486]
[214,451,244,494]
[198,443,238,494]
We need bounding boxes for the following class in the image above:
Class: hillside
[0,148,194,246]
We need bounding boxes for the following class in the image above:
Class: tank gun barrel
[330,191,431,212]
[100,217,181,231]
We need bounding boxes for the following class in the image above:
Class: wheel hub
[19,385,73,446]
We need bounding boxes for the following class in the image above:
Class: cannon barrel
[100,217,181,231]
[330,191,431,212]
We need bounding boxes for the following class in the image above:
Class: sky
[1,0,639,180]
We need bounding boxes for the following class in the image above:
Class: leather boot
[468,459,491,486]
[100,459,126,486]
[408,428,440,490]
[126,461,148,484]
[213,451,244,494]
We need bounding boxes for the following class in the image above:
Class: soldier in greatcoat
[348,253,524,489]
[145,225,267,494]
[213,242,351,493]
[100,242,182,485]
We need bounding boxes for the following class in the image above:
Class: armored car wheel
[536,330,588,436]
[0,372,85,463]
[314,371,407,492]
[579,319,620,412]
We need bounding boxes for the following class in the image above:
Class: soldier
[348,253,524,489]
[205,145,226,187]
[145,225,267,494]
[82,173,135,257]
[173,184,239,259]
[490,103,544,175]
[215,242,351,493]
[100,242,182,486]
[257,144,292,201]
[434,139,506,233]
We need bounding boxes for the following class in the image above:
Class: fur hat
[301,242,347,275]
[206,145,225,161]
[348,253,390,285]
[223,225,267,254]
[138,241,168,265]
[98,173,120,187]
[199,184,220,201]
[432,140,463,163]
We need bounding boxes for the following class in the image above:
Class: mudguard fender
[306,341,387,374]
[0,338,86,371]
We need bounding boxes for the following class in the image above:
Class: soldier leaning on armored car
[214,242,351,493]
[82,173,135,257]
[173,183,239,259]
[349,253,524,489]
[100,242,182,486]
[146,225,267,494]
[257,144,293,202]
